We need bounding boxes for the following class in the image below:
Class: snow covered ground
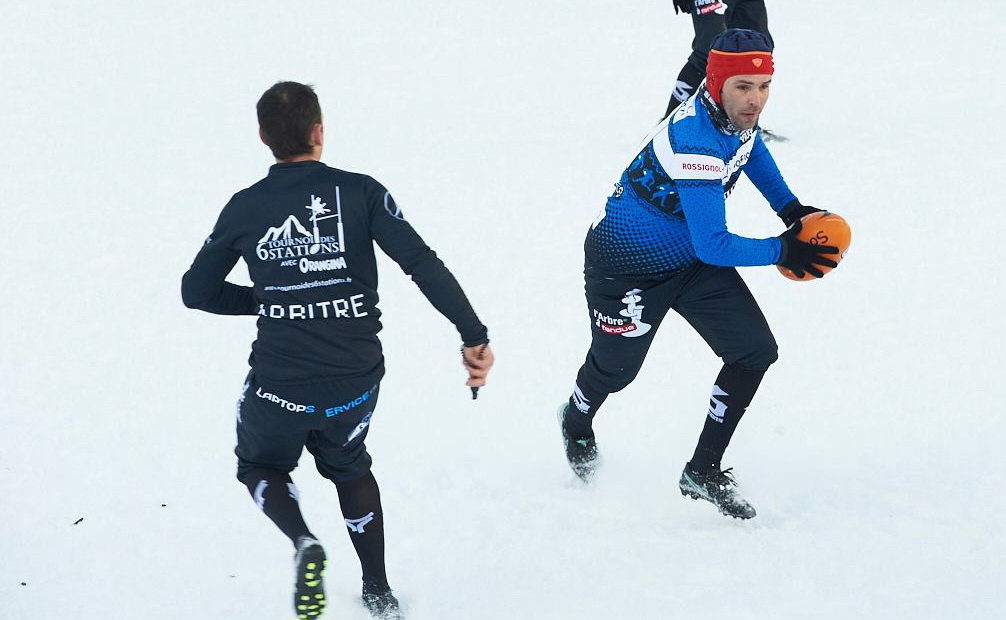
[2,1,1004,618]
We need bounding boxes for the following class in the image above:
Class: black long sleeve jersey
[182,161,488,384]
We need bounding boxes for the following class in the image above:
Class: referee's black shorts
[235,370,382,483]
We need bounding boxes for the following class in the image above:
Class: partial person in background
[558,29,836,519]
[665,0,782,143]
[182,81,493,620]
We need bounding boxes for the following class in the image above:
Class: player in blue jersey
[558,29,837,519]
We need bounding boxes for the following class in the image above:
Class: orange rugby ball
[777,211,852,281]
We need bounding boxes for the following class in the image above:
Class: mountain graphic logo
[255,191,346,263]
[259,215,313,244]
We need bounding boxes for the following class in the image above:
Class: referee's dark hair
[256,81,322,160]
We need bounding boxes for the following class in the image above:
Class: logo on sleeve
[256,188,348,273]
[383,192,404,220]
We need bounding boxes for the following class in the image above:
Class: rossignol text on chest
[655,112,756,190]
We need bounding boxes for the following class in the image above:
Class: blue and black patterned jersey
[585,88,797,278]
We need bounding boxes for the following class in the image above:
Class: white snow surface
[2,1,1004,618]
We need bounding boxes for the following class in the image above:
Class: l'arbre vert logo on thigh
[694,0,725,16]
[592,289,652,337]
[593,308,636,335]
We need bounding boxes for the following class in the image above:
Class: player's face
[720,74,772,130]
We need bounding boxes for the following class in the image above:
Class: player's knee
[728,335,778,371]
[590,363,643,394]
[236,464,258,485]
[237,465,291,487]
[315,453,372,484]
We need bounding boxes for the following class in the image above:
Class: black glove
[672,0,695,15]
[776,219,839,279]
[778,199,824,227]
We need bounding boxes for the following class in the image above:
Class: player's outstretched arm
[677,179,782,267]
[367,180,486,330]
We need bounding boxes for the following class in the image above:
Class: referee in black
[182,81,493,620]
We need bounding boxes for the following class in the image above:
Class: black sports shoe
[362,588,403,620]
[293,535,327,619]
[557,403,599,482]
[679,464,756,519]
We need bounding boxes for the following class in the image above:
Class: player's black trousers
[665,0,773,118]
[236,371,390,591]
[566,263,778,472]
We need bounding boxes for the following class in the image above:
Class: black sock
[563,379,608,439]
[240,468,312,546]
[335,471,389,593]
[688,364,766,473]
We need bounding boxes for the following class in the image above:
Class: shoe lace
[709,467,738,490]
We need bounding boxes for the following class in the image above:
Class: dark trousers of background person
[665,0,773,119]
[566,262,778,473]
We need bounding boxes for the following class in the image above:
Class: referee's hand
[461,344,494,393]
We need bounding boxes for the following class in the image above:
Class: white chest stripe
[653,123,726,182]
[655,130,756,184]
[651,123,682,177]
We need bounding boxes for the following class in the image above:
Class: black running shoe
[293,535,327,619]
[362,588,403,620]
[557,403,599,483]
[679,464,756,519]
